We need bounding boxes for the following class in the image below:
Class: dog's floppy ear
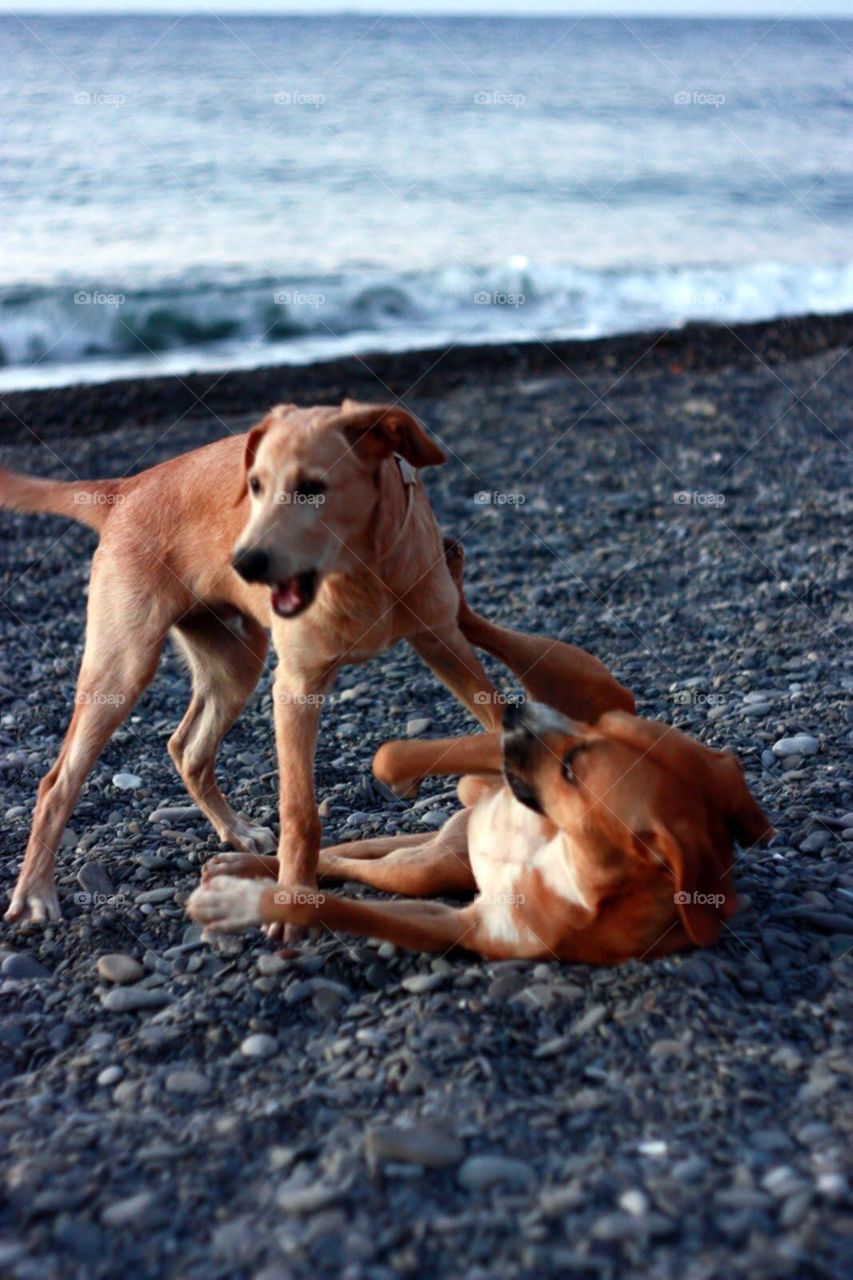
[235,421,269,504]
[338,400,446,468]
[235,404,300,504]
[712,749,774,849]
[641,820,733,948]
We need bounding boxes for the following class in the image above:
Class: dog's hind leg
[168,611,274,861]
[410,625,502,731]
[5,553,168,923]
[372,730,503,797]
[202,831,429,884]
[317,809,475,896]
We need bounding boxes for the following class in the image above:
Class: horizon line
[4,7,853,19]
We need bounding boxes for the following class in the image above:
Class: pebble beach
[0,312,851,1278]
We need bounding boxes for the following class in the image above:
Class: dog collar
[381,454,418,563]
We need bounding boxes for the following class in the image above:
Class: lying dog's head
[231,399,445,618]
[502,701,772,948]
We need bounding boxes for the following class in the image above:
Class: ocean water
[1,13,851,391]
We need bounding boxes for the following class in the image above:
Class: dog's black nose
[232,547,271,583]
[502,701,527,733]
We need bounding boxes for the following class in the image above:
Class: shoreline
[2,309,851,443]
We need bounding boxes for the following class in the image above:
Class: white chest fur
[468,787,589,947]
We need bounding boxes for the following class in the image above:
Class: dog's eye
[563,748,581,784]
[249,475,262,496]
[296,478,327,499]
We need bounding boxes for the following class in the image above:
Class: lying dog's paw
[187,878,266,933]
[202,850,278,884]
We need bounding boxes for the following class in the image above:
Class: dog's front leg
[189,878,492,955]
[270,660,332,937]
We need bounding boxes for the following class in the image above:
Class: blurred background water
[1,13,851,389]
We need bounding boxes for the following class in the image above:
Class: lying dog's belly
[468,788,589,952]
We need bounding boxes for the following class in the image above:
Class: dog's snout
[502,701,526,733]
[232,546,271,583]
[502,704,537,784]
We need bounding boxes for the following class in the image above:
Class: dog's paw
[5,883,62,925]
[187,878,266,933]
[201,850,278,884]
[229,821,277,856]
[388,776,422,799]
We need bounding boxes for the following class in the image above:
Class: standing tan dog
[1,401,515,924]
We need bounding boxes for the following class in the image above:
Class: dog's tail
[0,467,125,533]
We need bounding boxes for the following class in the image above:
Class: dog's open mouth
[270,571,319,619]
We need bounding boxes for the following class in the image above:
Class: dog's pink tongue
[271,578,302,616]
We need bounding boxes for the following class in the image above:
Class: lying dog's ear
[712,750,774,849]
[235,418,275,504]
[641,820,733,948]
[339,401,446,468]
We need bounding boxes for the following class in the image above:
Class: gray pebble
[77,862,114,897]
[367,1123,464,1169]
[401,972,444,994]
[112,772,143,790]
[405,717,432,737]
[164,1069,212,1096]
[97,1065,124,1087]
[96,953,144,985]
[2,953,50,980]
[458,1155,536,1191]
[101,1191,156,1228]
[101,987,171,1013]
[276,1183,339,1215]
[240,1033,278,1058]
[772,734,819,757]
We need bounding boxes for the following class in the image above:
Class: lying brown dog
[188,699,772,963]
[2,401,519,924]
[188,597,769,962]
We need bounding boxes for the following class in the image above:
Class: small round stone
[2,953,50,980]
[772,735,819,758]
[112,772,143,790]
[165,1070,212,1096]
[458,1155,535,1191]
[240,1033,278,1059]
[96,953,144,985]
